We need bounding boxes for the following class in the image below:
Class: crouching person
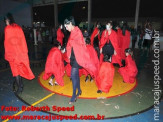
[96,55,115,93]
[43,42,65,86]
[118,48,138,83]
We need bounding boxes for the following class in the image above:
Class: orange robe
[90,27,101,46]
[4,23,35,80]
[66,26,99,79]
[96,62,115,93]
[43,47,65,86]
[100,29,122,66]
[118,55,138,83]
[121,30,131,59]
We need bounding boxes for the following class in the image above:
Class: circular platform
[15,66,162,119]
[38,70,137,99]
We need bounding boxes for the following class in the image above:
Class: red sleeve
[4,24,28,61]
[96,62,115,93]
[100,30,107,49]
[57,28,64,45]
[90,27,100,46]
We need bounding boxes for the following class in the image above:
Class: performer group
[4,13,138,105]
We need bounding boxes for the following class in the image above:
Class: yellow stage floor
[38,69,137,99]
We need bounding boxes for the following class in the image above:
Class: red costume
[118,55,138,83]
[80,44,100,77]
[116,28,123,48]
[100,29,122,66]
[121,30,131,59]
[96,62,115,93]
[66,27,99,79]
[43,47,65,86]
[4,23,35,80]
[57,28,64,46]
[90,27,101,46]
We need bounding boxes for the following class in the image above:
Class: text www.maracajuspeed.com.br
[1,114,105,121]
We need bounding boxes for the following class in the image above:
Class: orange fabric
[116,29,123,48]
[117,30,131,59]
[121,30,131,59]
[118,55,138,83]
[57,28,64,46]
[96,62,115,93]
[90,27,100,46]
[100,29,122,66]
[43,47,65,86]
[4,23,34,80]
[66,27,99,79]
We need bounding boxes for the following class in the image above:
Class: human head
[54,41,61,49]
[64,16,75,32]
[59,24,63,29]
[83,30,89,38]
[85,37,91,45]
[106,21,113,31]
[4,13,15,25]
[96,21,101,29]
[125,48,133,56]
[103,55,111,62]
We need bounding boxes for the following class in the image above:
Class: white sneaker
[54,81,59,85]
[48,79,54,86]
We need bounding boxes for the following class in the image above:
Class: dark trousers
[70,67,80,101]
[132,39,137,49]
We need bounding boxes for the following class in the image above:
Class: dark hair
[103,55,111,62]
[64,16,75,26]
[61,45,66,50]
[83,30,89,37]
[4,13,15,24]
[106,20,113,26]
[53,41,61,47]
[122,22,128,36]
[96,21,101,27]
[125,48,134,58]
[85,37,91,44]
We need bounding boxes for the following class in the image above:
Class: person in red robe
[64,16,99,104]
[121,23,131,60]
[90,22,101,59]
[90,22,101,46]
[100,21,122,66]
[115,24,123,48]
[96,55,115,93]
[43,42,65,86]
[82,37,99,82]
[57,24,64,46]
[4,13,35,94]
[118,48,138,83]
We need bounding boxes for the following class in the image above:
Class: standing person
[90,22,101,59]
[4,13,35,94]
[119,23,131,67]
[100,21,122,66]
[143,21,153,56]
[64,16,98,104]
[131,27,137,49]
[57,24,64,46]
[138,28,144,50]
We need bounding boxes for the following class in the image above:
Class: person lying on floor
[118,48,138,83]
[96,55,115,93]
[43,41,65,86]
